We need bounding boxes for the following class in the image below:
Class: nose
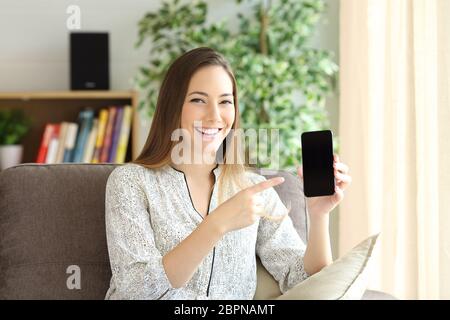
[205,101,223,123]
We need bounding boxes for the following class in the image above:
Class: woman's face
[180,65,236,161]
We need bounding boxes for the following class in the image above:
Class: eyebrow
[188,91,233,98]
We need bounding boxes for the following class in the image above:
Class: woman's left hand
[297,154,352,218]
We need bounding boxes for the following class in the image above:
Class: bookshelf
[0,91,140,164]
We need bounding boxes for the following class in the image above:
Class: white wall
[0,0,340,257]
[0,0,156,90]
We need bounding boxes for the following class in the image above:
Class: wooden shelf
[0,90,140,164]
[0,91,136,100]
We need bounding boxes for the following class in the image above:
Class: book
[72,109,95,163]
[55,122,70,163]
[71,110,87,162]
[45,124,61,164]
[108,106,124,163]
[82,119,99,163]
[91,108,109,163]
[115,105,132,164]
[63,123,79,163]
[36,124,56,163]
[100,106,117,163]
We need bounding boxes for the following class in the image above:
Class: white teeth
[195,127,220,135]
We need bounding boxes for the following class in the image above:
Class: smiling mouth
[194,127,224,136]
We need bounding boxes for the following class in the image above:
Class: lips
[194,127,223,136]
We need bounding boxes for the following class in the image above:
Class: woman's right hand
[207,176,285,235]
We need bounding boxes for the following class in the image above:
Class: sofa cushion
[0,163,117,299]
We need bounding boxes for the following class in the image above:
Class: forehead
[187,65,233,94]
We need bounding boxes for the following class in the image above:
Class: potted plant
[134,0,338,172]
[0,109,32,170]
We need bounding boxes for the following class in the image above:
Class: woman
[104,47,351,300]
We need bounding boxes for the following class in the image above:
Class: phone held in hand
[301,130,335,197]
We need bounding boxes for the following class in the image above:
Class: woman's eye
[190,98,233,105]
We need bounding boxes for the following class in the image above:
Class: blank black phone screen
[301,130,335,197]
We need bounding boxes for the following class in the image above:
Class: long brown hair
[130,47,253,205]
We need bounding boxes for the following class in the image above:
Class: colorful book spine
[36,124,55,163]
[45,124,61,164]
[108,106,124,163]
[115,106,132,164]
[71,110,86,163]
[63,123,79,163]
[100,106,117,163]
[91,108,109,163]
[72,109,95,163]
[82,119,99,163]
[55,122,69,163]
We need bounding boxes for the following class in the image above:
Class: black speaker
[70,32,109,90]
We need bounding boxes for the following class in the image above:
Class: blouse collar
[163,163,222,180]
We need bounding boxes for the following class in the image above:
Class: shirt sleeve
[253,174,311,294]
[105,165,176,299]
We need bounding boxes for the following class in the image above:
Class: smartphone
[301,130,335,197]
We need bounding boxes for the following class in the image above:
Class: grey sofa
[0,163,395,299]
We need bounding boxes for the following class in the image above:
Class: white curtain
[339,0,450,299]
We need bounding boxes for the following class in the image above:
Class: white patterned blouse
[104,163,310,300]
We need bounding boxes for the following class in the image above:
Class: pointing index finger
[246,177,285,195]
